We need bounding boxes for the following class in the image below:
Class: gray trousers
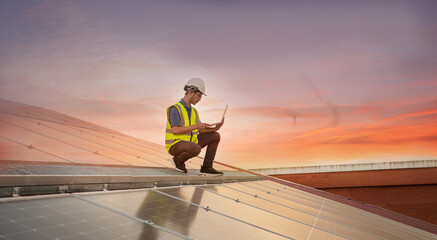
[168,132,220,168]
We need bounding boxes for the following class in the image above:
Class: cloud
[216,97,437,168]
[384,109,437,122]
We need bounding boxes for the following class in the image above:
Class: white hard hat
[184,78,207,96]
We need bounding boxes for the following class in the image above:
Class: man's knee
[212,132,220,142]
[170,141,201,157]
[192,144,202,156]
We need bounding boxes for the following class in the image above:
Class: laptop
[209,104,228,126]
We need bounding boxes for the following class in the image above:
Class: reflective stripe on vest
[165,102,200,152]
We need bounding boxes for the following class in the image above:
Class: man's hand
[215,118,225,131]
[196,123,212,130]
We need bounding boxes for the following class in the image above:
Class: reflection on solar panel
[2,181,436,240]
[1,98,437,239]
[0,195,182,239]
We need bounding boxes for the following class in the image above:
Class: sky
[1,0,436,169]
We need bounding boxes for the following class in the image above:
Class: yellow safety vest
[165,102,201,152]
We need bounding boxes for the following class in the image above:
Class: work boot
[171,157,187,173]
[200,166,223,176]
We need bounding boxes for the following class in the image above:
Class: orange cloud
[384,109,437,122]
[215,100,437,169]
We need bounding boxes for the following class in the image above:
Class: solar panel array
[1,98,436,239]
[2,180,436,239]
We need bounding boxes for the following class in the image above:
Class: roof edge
[250,159,437,175]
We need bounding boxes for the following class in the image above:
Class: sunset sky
[1,0,436,169]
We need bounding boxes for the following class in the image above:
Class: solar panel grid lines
[0,101,109,135]
[0,100,153,154]
[78,186,288,239]
[0,135,74,164]
[195,185,352,240]
[1,181,437,240]
[252,181,406,240]
[1,99,161,152]
[22,116,171,168]
[256,180,326,203]
[250,181,403,239]
[239,182,415,240]
[0,117,135,167]
[261,182,392,223]
[93,130,174,162]
[96,128,165,152]
[306,198,326,240]
[251,182,329,210]
[71,193,191,240]
[254,181,326,203]
[220,184,321,217]
[319,205,435,240]
[16,117,175,167]
[68,127,171,165]
[152,188,296,240]
[0,113,167,167]
[64,122,171,157]
[218,183,377,238]
[0,194,182,240]
[209,183,392,240]
[238,182,323,211]
[262,174,429,237]
[262,181,437,240]
[3,99,116,135]
[160,185,335,239]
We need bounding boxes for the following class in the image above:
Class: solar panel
[158,184,359,240]
[1,179,436,239]
[11,182,427,240]
[0,195,182,240]
[76,188,288,239]
[255,180,437,240]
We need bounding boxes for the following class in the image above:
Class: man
[165,78,224,175]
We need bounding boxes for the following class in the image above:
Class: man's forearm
[171,125,197,135]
